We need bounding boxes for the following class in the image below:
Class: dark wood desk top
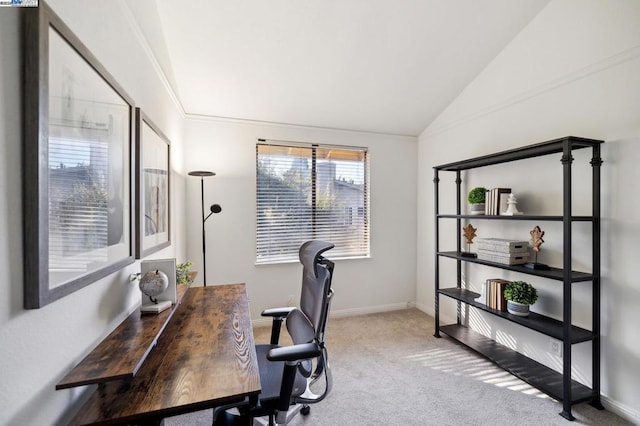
[57,284,191,389]
[70,284,261,425]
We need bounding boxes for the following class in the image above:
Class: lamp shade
[188,171,216,177]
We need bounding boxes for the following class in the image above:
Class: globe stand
[141,299,172,314]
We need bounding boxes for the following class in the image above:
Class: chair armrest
[261,307,296,318]
[267,342,321,362]
[262,307,296,344]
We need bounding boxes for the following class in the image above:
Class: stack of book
[485,187,511,215]
[476,237,529,265]
[475,278,509,311]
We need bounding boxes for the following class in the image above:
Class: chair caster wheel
[300,405,310,415]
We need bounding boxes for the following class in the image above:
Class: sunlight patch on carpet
[403,348,549,399]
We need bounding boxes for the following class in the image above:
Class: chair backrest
[287,241,334,345]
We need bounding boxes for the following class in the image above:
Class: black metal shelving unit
[433,136,603,421]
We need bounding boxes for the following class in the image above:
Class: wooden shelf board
[439,324,593,404]
[438,288,595,343]
[437,251,593,282]
[56,283,192,390]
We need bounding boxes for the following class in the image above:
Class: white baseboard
[414,302,434,317]
[251,302,415,327]
[601,394,640,425]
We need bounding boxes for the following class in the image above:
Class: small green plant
[176,260,193,286]
[504,281,538,305]
[467,187,486,204]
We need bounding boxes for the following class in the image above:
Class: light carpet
[163,309,631,426]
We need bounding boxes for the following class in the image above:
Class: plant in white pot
[467,187,486,215]
[503,280,538,317]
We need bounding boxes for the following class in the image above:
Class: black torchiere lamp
[188,171,222,286]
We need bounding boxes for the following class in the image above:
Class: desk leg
[137,416,163,426]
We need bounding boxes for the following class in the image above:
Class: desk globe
[139,269,171,314]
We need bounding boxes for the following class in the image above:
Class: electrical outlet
[549,339,563,358]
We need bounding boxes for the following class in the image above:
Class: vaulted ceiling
[127,0,550,136]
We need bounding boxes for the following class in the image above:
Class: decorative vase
[507,300,530,317]
[469,203,485,215]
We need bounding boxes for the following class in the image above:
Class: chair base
[252,404,309,426]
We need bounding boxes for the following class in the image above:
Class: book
[485,278,509,311]
[485,189,491,215]
[498,192,511,215]
[492,188,511,215]
[483,187,511,215]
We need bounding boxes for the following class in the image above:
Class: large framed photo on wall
[135,109,171,258]
[23,3,135,308]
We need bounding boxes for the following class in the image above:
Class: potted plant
[176,260,193,286]
[503,280,538,316]
[468,187,486,215]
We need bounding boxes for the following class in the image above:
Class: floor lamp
[188,171,222,286]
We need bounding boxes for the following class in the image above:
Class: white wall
[417,0,640,421]
[0,1,186,424]
[184,117,417,320]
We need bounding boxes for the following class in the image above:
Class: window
[256,140,369,263]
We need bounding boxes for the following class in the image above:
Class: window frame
[255,139,370,264]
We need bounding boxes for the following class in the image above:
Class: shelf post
[456,172,462,326]
[590,144,604,410]
[434,168,440,338]
[560,141,574,421]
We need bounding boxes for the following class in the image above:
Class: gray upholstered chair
[214,240,335,426]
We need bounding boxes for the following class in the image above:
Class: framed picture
[23,3,135,308]
[135,109,171,258]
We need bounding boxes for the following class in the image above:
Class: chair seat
[256,344,308,403]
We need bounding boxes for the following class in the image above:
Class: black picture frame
[23,3,135,309]
[135,109,171,258]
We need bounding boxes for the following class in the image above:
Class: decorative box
[475,238,529,254]
[477,249,529,265]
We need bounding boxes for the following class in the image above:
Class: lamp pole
[188,171,219,286]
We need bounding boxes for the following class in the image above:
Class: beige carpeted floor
[164,309,632,426]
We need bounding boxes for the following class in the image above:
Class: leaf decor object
[530,225,545,252]
[463,224,477,245]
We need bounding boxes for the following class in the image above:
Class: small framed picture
[135,109,171,258]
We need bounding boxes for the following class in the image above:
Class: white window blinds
[256,141,369,263]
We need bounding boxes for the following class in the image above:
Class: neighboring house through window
[256,140,369,263]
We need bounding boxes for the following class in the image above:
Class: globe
[139,269,169,303]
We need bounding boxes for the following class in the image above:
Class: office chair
[213,240,336,426]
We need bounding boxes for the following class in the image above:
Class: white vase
[507,300,530,317]
[469,203,485,215]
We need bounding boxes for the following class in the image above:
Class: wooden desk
[69,284,261,425]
